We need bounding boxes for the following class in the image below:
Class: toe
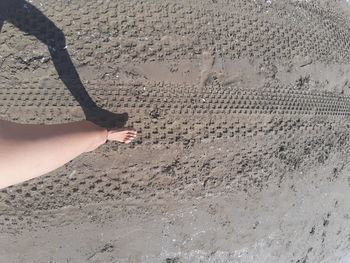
[124,135,136,143]
[124,136,135,141]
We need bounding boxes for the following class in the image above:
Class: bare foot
[107,128,137,143]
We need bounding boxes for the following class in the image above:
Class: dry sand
[1,0,350,262]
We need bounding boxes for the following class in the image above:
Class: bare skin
[0,119,137,189]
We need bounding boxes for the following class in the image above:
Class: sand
[1,0,350,262]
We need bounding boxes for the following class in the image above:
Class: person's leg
[0,120,136,189]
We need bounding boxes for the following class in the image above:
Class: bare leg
[0,120,136,189]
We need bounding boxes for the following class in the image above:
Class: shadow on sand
[0,0,128,128]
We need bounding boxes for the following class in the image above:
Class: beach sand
[1,0,350,262]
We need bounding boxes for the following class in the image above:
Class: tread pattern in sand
[1,0,350,232]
